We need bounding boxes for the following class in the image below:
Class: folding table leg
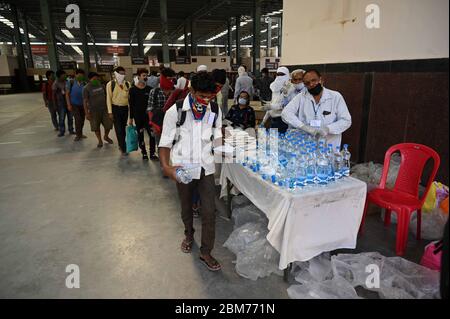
[283,263,292,282]
[226,178,232,218]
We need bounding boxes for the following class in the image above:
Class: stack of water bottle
[242,129,352,191]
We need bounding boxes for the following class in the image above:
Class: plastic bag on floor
[287,275,360,299]
[223,222,268,255]
[410,208,448,240]
[331,252,385,288]
[331,252,440,299]
[379,257,440,299]
[235,238,283,280]
[231,195,252,210]
[292,253,333,284]
[232,205,267,229]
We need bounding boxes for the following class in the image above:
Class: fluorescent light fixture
[71,45,83,55]
[110,31,118,40]
[61,29,74,39]
[178,35,184,41]
[271,24,279,29]
[144,46,151,54]
[145,32,156,40]
[0,15,35,38]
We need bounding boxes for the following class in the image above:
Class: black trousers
[112,105,128,153]
[71,104,85,137]
[136,122,156,156]
[176,169,216,255]
[270,116,289,134]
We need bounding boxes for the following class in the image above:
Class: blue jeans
[57,103,74,134]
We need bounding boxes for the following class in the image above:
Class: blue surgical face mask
[238,98,247,105]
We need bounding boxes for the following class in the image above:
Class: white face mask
[294,83,305,91]
[115,71,125,84]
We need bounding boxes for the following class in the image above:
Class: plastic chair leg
[416,209,422,241]
[384,209,392,227]
[395,209,411,256]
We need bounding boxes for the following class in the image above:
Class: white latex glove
[300,124,318,136]
[316,126,330,138]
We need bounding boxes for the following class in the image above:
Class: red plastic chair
[359,143,440,256]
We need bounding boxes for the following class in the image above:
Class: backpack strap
[111,80,116,93]
[173,100,186,146]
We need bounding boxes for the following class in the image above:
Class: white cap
[196,65,208,72]
[276,66,290,75]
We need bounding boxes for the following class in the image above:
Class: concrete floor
[0,93,430,298]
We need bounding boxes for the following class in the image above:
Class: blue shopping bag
[126,125,138,153]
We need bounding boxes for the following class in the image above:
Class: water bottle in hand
[176,168,193,184]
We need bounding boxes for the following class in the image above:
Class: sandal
[192,207,200,218]
[199,255,222,272]
[181,237,193,253]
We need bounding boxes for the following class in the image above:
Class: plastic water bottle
[327,146,335,182]
[306,150,316,185]
[286,153,297,190]
[316,149,330,185]
[334,146,343,179]
[341,144,351,177]
[296,151,308,187]
[176,168,193,184]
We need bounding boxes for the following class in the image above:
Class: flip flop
[181,238,193,253]
[199,256,222,271]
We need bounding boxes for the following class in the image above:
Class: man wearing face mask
[66,69,87,141]
[128,68,157,161]
[106,66,131,156]
[281,69,352,149]
[147,68,176,145]
[284,69,306,104]
[261,66,291,133]
[83,72,114,148]
[159,72,223,272]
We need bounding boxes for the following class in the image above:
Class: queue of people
[41,63,352,273]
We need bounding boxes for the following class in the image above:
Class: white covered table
[220,163,367,270]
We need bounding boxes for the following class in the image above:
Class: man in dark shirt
[129,68,157,161]
[52,69,74,137]
[256,67,274,103]
[83,72,114,148]
[42,70,59,131]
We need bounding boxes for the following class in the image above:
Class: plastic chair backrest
[379,143,440,204]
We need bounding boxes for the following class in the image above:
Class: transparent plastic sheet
[231,205,268,229]
[351,154,401,189]
[410,208,448,240]
[287,275,360,299]
[289,252,440,299]
[223,222,268,255]
[235,238,283,281]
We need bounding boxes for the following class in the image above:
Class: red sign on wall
[106,46,125,54]
[31,45,48,55]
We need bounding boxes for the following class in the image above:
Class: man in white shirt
[159,72,223,272]
[175,71,189,90]
[281,69,352,148]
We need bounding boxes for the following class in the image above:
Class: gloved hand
[300,124,318,136]
[315,126,330,138]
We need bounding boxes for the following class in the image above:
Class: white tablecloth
[220,163,367,270]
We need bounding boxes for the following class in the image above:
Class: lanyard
[311,100,321,119]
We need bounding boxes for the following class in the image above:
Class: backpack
[172,99,219,149]
[111,80,130,92]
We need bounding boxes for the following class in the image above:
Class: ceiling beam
[128,0,149,45]
[168,0,230,41]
